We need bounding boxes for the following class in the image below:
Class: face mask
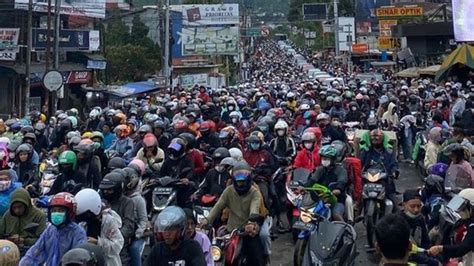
[9,153,15,160]
[250,143,260,150]
[232,118,238,124]
[331,121,341,127]
[321,159,331,167]
[305,119,312,126]
[228,106,234,111]
[404,210,420,219]
[304,143,314,150]
[351,107,357,111]
[437,103,443,108]
[0,180,11,192]
[50,212,66,226]
[277,130,286,137]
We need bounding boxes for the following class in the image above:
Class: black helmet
[424,174,445,195]
[99,172,125,202]
[137,124,152,135]
[168,138,186,160]
[331,140,347,162]
[107,157,126,171]
[178,132,196,149]
[23,132,37,144]
[231,161,253,195]
[212,147,230,161]
[154,206,187,236]
[16,143,33,156]
[123,167,140,193]
[153,120,166,130]
[61,243,105,266]
[21,125,34,135]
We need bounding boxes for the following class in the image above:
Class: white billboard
[0,28,20,61]
[182,4,239,26]
[337,17,355,52]
[15,0,106,19]
[452,0,474,42]
[181,26,239,56]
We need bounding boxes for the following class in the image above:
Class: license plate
[293,221,315,231]
[154,187,173,194]
[363,184,383,192]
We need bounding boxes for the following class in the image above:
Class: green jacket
[0,188,47,246]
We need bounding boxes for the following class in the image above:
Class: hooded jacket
[98,208,124,266]
[135,146,165,172]
[0,181,21,216]
[382,102,400,128]
[0,188,47,246]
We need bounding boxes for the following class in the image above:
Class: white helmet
[316,113,330,121]
[274,120,289,130]
[300,104,310,111]
[75,188,102,216]
[229,111,242,120]
[229,148,243,162]
[459,188,474,206]
[286,92,295,99]
[89,109,100,119]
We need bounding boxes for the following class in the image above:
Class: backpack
[344,157,362,201]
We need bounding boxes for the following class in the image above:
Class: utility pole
[24,0,33,116]
[333,0,339,56]
[52,0,61,113]
[163,0,170,86]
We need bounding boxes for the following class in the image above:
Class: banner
[32,29,100,51]
[452,0,474,42]
[378,37,406,50]
[376,6,423,18]
[338,17,355,52]
[180,74,208,87]
[379,20,397,37]
[181,26,239,56]
[182,4,239,26]
[0,28,20,61]
[15,0,105,19]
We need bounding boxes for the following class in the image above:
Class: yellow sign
[379,20,397,37]
[378,37,402,50]
[376,6,423,17]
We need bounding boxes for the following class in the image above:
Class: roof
[105,81,160,98]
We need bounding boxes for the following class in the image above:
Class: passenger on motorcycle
[102,122,116,149]
[303,145,348,221]
[329,97,346,121]
[375,214,412,266]
[197,121,221,153]
[20,192,87,265]
[0,188,46,247]
[146,206,206,266]
[99,171,136,265]
[135,133,165,174]
[48,150,84,195]
[194,148,232,201]
[317,113,347,145]
[13,143,38,188]
[443,143,474,190]
[106,125,133,160]
[183,208,213,266]
[424,127,443,169]
[293,131,321,172]
[269,120,296,166]
[428,188,474,264]
[74,142,102,190]
[179,133,206,178]
[203,161,267,266]
[75,188,124,265]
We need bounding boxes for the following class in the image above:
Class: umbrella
[395,67,419,78]
[418,65,441,76]
[435,44,474,82]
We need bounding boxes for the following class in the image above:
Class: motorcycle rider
[183,208,213,266]
[75,188,124,265]
[317,113,346,145]
[135,133,165,174]
[99,171,136,265]
[197,121,221,153]
[269,120,296,166]
[74,143,102,190]
[48,150,85,195]
[329,96,346,121]
[33,122,49,156]
[106,124,133,160]
[293,131,321,172]
[102,122,116,149]
[0,187,46,247]
[146,206,206,266]
[375,214,412,266]
[203,161,267,266]
[153,120,172,152]
[20,192,87,265]
[179,133,206,178]
[13,143,38,188]
[424,127,443,170]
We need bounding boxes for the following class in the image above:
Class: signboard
[0,28,20,61]
[180,73,208,87]
[379,20,397,37]
[338,17,355,52]
[32,29,100,51]
[181,26,239,56]
[378,37,407,50]
[303,3,327,21]
[452,0,474,42]
[352,43,369,54]
[243,28,261,37]
[376,6,423,18]
[65,71,91,84]
[182,4,239,26]
[43,70,64,92]
[15,0,106,19]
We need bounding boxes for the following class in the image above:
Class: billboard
[338,17,355,52]
[15,0,106,19]
[302,3,327,21]
[378,37,406,50]
[355,0,391,21]
[0,28,20,61]
[182,4,239,26]
[376,6,423,18]
[181,26,239,56]
[32,29,100,51]
[452,0,474,42]
[379,20,397,37]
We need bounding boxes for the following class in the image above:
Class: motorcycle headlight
[367,173,380,183]
[300,210,313,223]
[211,246,222,261]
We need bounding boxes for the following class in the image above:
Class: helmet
[123,167,140,193]
[300,104,310,112]
[126,118,139,132]
[212,147,230,161]
[316,113,330,121]
[153,120,166,131]
[66,131,81,142]
[89,108,101,120]
[34,122,46,134]
[81,132,93,139]
[16,143,33,155]
[286,92,295,99]
[142,133,158,149]
[301,132,316,142]
[231,161,253,195]
[304,127,322,144]
[459,188,474,206]
[319,145,337,159]
[424,175,445,195]
[20,125,34,135]
[57,151,76,171]
[229,111,242,120]
[49,192,77,221]
[173,119,188,130]
[155,206,187,235]
[427,162,449,178]
[128,159,146,176]
[90,131,104,143]
[199,121,213,133]
[178,132,196,149]
[99,172,125,202]
[0,240,19,265]
[107,157,126,170]
[274,120,289,134]
[168,138,186,160]
[138,124,152,135]
[114,125,130,138]
[303,110,317,120]
[229,148,243,161]
[61,246,103,266]
[75,189,102,216]
[331,140,347,162]
[220,157,237,167]
[68,116,78,129]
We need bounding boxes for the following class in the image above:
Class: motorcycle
[39,158,58,195]
[285,167,312,241]
[292,184,357,266]
[210,227,247,266]
[362,163,394,250]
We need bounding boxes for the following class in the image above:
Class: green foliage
[105,10,161,82]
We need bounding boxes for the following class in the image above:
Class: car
[322,77,345,87]
[355,73,384,83]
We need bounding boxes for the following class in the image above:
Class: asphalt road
[270,162,424,266]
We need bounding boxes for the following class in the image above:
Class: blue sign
[171,10,183,59]
[32,28,90,51]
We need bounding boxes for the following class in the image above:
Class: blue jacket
[0,182,21,216]
[103,132,116,149]
[20,222,87,266]
[359,148,399,176]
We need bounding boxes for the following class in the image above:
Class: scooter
[285,167,312,241]
[343,122,361,155]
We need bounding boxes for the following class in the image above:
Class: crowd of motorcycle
[0,39,472,265]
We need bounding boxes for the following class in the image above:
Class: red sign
[352,44,369,54]
[66,71,91,84]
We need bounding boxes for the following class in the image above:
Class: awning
[418,65,440,76]
[436,44,474,82]
[395,67,420,78]
[105,81,159,98]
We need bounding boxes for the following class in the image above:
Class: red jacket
[293,146,321,172]
[198,92,210,104]
[189,149,205,176]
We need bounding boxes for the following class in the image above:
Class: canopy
[418,65,440,76]
[395,67,419,78]
[435,44,474,82]
[106,81,158,98]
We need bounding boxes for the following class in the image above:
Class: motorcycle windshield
[445,164,473,191]
[310,221,347,260]
[292,168,311,185]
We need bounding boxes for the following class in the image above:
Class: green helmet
[58,150,77,171]
[319,145,337,158]
[345,91,353,99]
[91,131,104,142]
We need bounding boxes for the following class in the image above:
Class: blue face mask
[250,143,260,150]
[50,212,66,226]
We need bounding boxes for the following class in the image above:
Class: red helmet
[142,133,158,148]
[200,121,213,133]
[174,119,188,130]
[304,127,322,144]
[49,192,77,220]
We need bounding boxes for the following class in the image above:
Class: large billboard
[32,29,100,51]
[337,17,355,52]
[15,0,106,19]
[181,26,239,56]
[355,0,391,21]
[182,4,239,26]
[452,0,474,42]
[0,28,20,61]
